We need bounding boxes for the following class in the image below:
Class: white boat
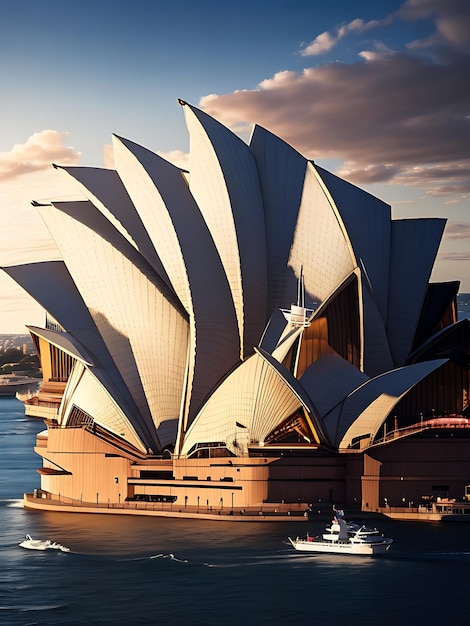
[19,534,70,552]
[288,510,393,556]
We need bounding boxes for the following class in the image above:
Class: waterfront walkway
[377,500,470,521]
[23,491,309,522]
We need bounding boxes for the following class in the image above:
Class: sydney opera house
[4,100,470,519]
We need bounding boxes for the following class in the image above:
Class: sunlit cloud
[201,51,470,191]
[336,163,402,184]
[157,149,189,171]
[0,131,81,181]
[200,1,470,195]
[358,44,395,61]
[387,164,470,196]
[300,17,383,56]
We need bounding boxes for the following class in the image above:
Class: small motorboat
[19,534,70,552]
[288,509,393,556]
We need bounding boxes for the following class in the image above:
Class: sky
[0,0,469,333]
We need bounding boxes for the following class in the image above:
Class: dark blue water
[1,396,470,626]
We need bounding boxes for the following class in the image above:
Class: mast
[281,265,314,327]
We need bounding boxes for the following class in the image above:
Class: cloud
[300,18,382,57]
[382,163,470,196]
[0,130,81,181]
[157,149,190,171]
[300,0,470,58]
[199,1,470,194]
[401,0,470,50]
[103,143,115,169]
[444,222,470,240]
[336,163,402,184]
[439,251,470,261]
[300,31,338,57]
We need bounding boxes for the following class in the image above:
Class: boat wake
[150,553,188,563]
[148,551,306,568]
[201,554,297,568]
[19,534,70,552]
[2,499,24,509]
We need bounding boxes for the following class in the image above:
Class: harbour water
[1,396,470,626]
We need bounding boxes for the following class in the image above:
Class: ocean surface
[1,397,470,626]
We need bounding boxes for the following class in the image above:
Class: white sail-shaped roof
[315,166,392,323]
[112,135,241,431]
[387,218,446,367]
[336,359,448,448]
[181,101,267,358]
[181,348,326,457]
[54,165,172,290]
[290,163,355,303]
[249,125,307,313]
[112,136,190,312]
[61,361,145,452]
[38,201,189,449]
[4,261,159,449]
[310,166,398,377]
[28,326,148,452]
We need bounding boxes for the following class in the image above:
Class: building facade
[4,100,470,518]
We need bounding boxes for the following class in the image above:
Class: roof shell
[387,218,446,367]
[181,347,329,456]
[290,163,355,304]
[55,165,172,290]
[4,260,160,449]
[112,135,241,430]
[336,358,448,448]
[39,201,189,449]
[249,125,307,314]
[315,165,391,323]
[182,102,267,357]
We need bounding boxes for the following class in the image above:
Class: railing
[25,491,309,517]
[373,415,470,447]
